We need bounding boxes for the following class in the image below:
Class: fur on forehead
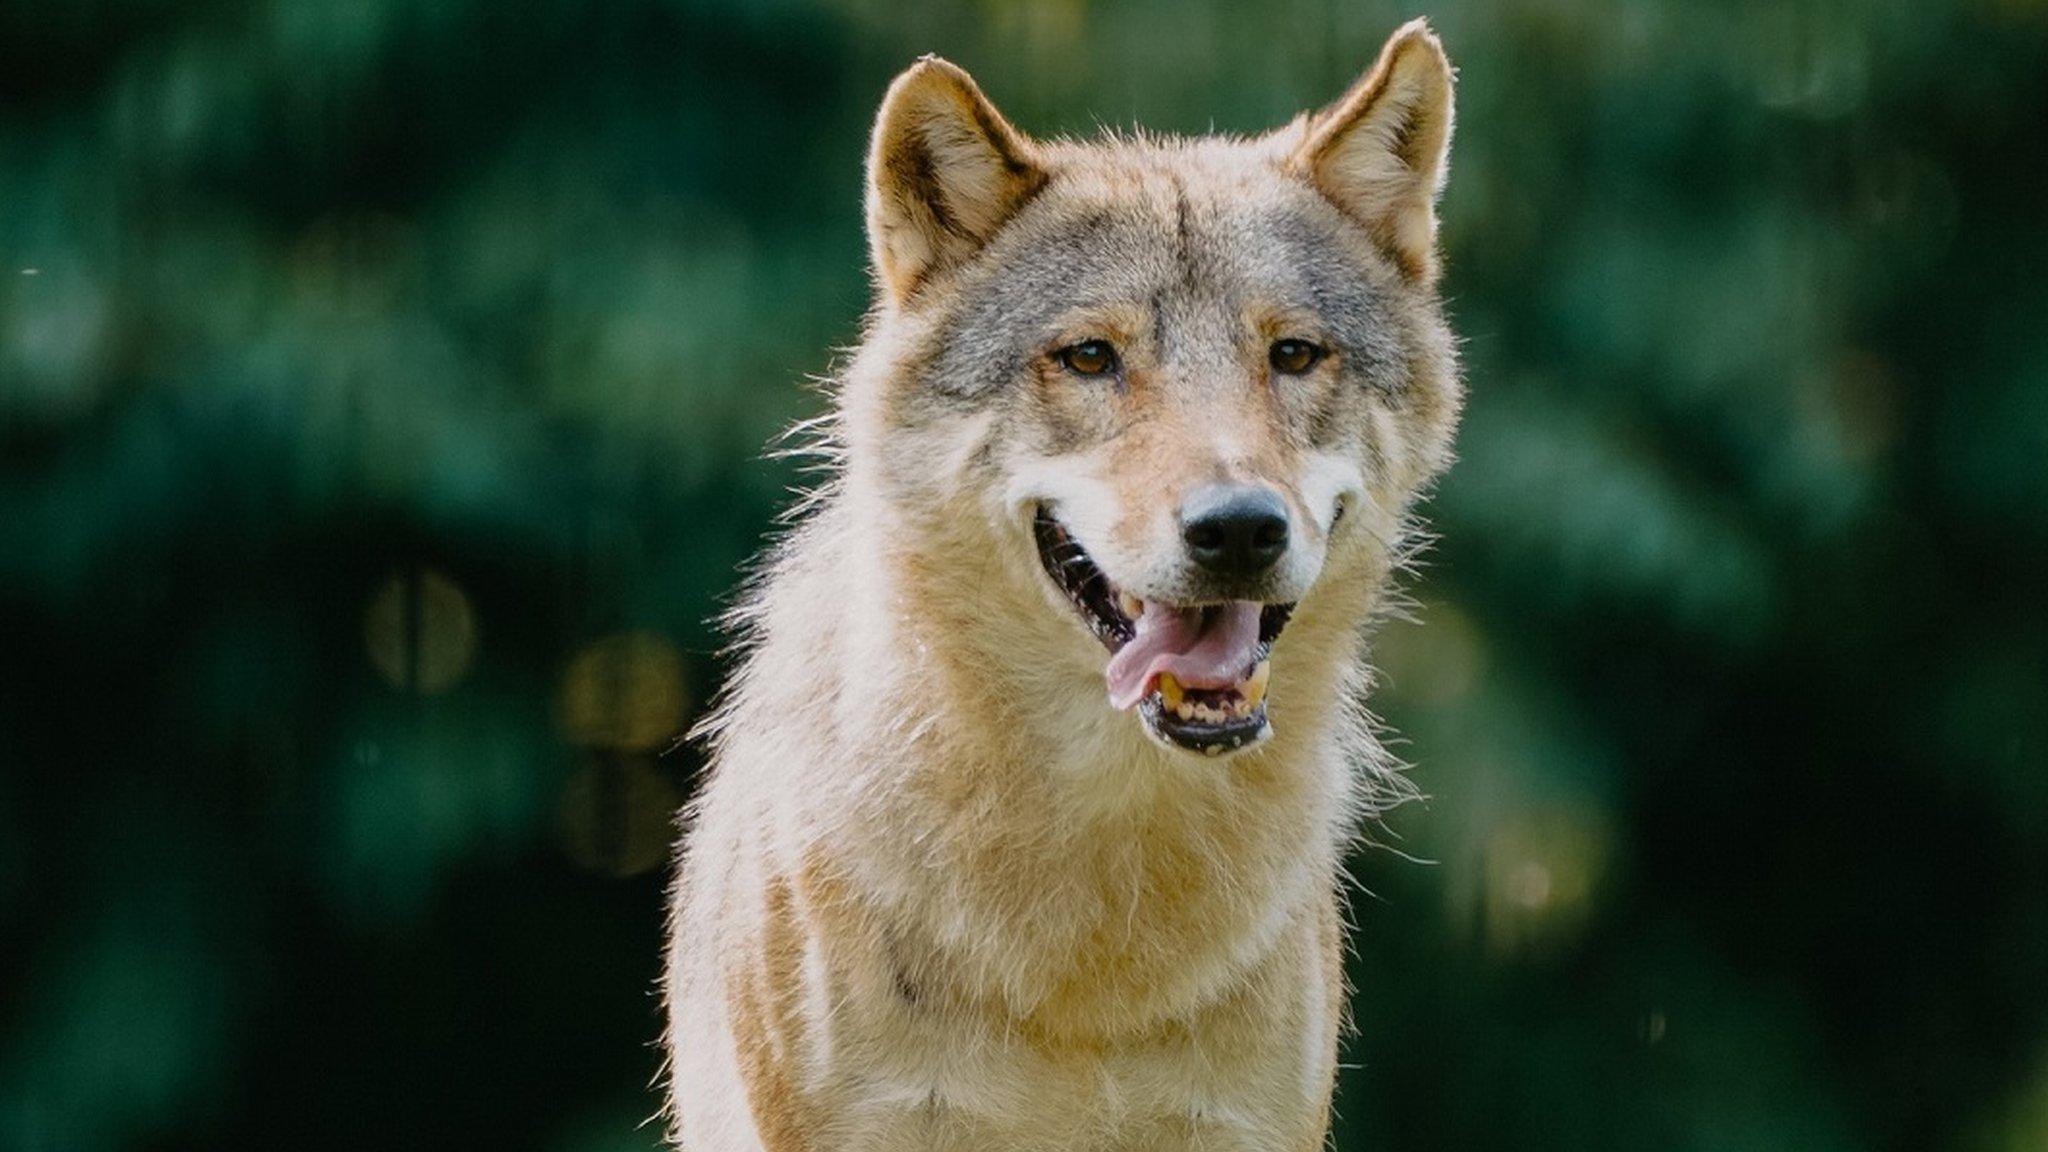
[865,146,1417,405]
[1031,128,1305,197]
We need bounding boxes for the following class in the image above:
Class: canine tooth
[1205,744,1223,757]
[1158,673,1185,710]
[1119,591,1143,619]
[1244,660,1271,708]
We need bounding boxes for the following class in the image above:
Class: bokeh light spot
[556,754,684,879]
[557,632,688,752]
[363,566,478,695]
[1480,804,1614,959]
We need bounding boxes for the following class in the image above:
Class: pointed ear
[1288,19,1455,284]
[865,56,1046,303]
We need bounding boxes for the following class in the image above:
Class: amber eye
[1269,339,1324,375]
[1057,340,1120,378]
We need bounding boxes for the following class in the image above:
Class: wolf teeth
[1158,672,1185,711]
[1155,665,1275,728]
[1244,660,1271,708]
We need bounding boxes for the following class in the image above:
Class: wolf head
[833,21,1461,763]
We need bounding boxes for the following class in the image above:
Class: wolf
[664,18,1461,1150]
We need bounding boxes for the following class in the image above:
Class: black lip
[1033,506,1133,649]
[1139,694,1271,754]
[1032,506,1295,754]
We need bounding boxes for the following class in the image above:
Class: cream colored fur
[665,19,1461,1151]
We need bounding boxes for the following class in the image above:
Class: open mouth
[1034,507,1293,756]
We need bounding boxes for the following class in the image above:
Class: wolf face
[842,23,1461,762]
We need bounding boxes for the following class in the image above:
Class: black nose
[1180,484,1290,578]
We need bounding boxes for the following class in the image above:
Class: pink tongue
[1104,602,1263,711]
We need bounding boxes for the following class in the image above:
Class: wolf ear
[866,57,1045,303]
[1289,19,1455,284]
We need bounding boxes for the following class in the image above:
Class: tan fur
[666,20,1461,1150]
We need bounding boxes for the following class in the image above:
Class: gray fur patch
[1258,209,1407,395]
[913,170,1413,450]
[922,204,1164,405]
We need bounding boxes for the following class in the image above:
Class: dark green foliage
[2,2,2044,1149]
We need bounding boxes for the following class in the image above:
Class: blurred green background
[3,1,2045,1149]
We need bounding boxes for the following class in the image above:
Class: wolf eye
[1270,339,1323,375]
[1057,340,1120,378]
